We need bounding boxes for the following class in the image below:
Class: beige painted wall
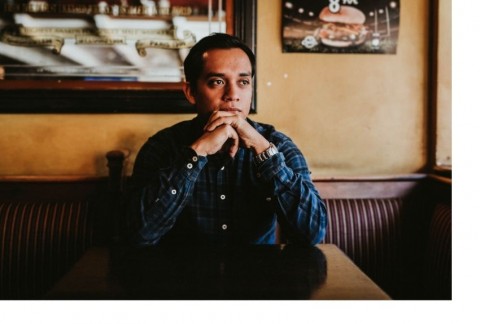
[0,0,430,177]
[436,0,452,167]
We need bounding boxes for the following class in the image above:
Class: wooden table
[45,244,390,300]
[312,245,390,299]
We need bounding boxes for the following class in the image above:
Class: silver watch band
[254,142,278,164]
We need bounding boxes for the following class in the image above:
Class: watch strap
[254,142,278,164]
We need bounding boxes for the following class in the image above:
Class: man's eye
[209,79,224,86]
[239,80,250,86]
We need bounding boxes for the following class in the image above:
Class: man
[128,33,327,246]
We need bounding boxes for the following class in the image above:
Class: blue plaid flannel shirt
[128,115,327,246]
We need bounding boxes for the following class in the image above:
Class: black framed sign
[282,0,400,54]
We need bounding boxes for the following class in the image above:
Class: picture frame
[282,0,400,55]
[0,0,257,113]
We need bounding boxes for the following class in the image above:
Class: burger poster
[282,0,400,54]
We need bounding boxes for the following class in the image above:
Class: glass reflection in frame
[0,0,227,82]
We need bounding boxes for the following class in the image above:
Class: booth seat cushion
[322,198,404,294]
[0,200,94,299]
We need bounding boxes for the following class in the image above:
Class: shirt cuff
[178,146,207,181]
[255,152,290,182]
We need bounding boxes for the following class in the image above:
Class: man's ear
[183,82,196,105]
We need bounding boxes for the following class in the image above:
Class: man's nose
[223,84,240,102]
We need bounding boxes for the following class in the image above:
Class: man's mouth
[219,107,242,112]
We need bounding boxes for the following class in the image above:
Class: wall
[435,0,452,168]
[0,0,430,177]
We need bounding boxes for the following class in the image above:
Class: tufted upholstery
[0,200,95,299]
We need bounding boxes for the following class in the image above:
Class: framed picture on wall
[0,0,228,82]
[282,0,400,54]
[0,0,257,113]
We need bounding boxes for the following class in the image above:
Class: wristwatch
[254,142,278,164]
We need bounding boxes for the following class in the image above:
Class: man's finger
[228,132,240,158]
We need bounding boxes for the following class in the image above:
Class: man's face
[184,48,253,116]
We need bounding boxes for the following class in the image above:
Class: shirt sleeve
[128,143,207,245]
[255,140,327,245]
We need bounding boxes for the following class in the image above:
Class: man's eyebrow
[205,72,225,78]
[205,72,252,78]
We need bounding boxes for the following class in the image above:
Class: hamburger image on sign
[314,6,368,48]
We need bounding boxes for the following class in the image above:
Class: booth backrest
[421,179,452,300]
[0,178,109,299]
[322,197,404,295]
[0,200,94,299]
[314,175,451,299]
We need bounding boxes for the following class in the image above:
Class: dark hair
[183,33,256,89]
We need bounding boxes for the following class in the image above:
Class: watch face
[268,143,279,156]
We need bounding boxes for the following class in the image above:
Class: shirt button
[192,156,198,162]
[171,189,177,195]
[266,197,272,202]
[220,194,226,200]
[256,173,261,178]
[220,166,225,171]
[221,224,228,230]
[187,163,193,169]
